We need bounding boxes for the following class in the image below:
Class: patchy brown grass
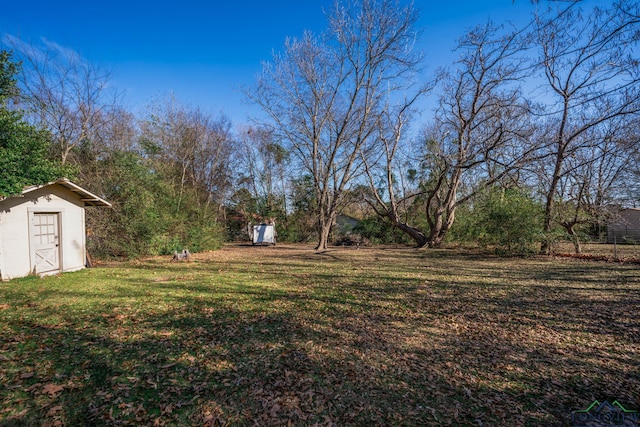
[553,241,640,261]
[1,243,639,426]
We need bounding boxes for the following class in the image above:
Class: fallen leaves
[1,244,639,426]
[46,405,63,417]
[41,383,64,397]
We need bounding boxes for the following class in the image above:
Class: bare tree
[625,117,640,207]
[247,0,422,250]
[418,22,534,247]
[553,121,634,253]
[360,96,429,246]
[532,0,640,253]
[140,96,235,215]
[3,35,119,165]
[74,105,138,187]
[237,125,290,219]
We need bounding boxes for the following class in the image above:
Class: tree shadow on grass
[2,249,639,426]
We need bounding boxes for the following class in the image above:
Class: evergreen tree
[0,51,70,197]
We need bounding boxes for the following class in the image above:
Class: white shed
[0,179,110,281]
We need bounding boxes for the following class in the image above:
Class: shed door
[31,213,61,274]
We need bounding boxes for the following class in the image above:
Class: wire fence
[553,230,640,259]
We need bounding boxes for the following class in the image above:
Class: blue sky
[0,1,599,125]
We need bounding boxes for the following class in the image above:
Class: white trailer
[252,224,276,245]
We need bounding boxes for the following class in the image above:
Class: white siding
[0,196,32,280]
[0,185,86,280]
[252,224,276,245]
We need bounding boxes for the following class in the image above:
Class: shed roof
[2,179,111,207]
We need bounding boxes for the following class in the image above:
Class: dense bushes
[449,187,544,255]
[353,216,414,245]
[85,151,224,259]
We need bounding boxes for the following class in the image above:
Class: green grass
[1,244,639,426]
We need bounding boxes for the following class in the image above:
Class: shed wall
[0,186,86,280]
[607,209,640,244]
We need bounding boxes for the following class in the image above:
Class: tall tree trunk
[563,223,582,254]
[573,235,582,255]
[316,215,334,251]
[541,141,566,255]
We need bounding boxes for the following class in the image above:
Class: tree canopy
[0,51,71,197]
[2,0,639,255]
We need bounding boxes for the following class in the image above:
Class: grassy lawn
[1,244,639,426]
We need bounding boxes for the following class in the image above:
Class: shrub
[451,187,544,255]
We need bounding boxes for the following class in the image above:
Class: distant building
[0,179,110,281]
[335,214,361,237]
[607,208,640,244]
